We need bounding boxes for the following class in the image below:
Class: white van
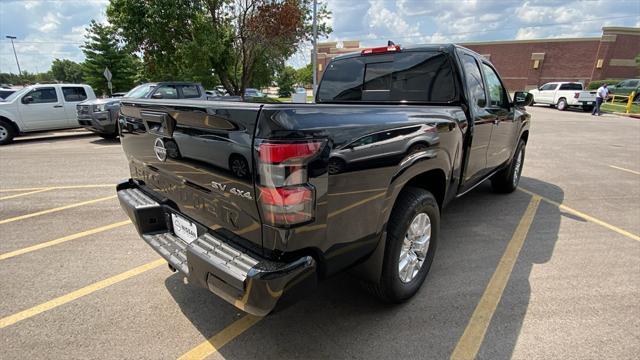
[0,84,96,144]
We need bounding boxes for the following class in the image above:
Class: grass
[601,102,640,114]
[275,96,314,103]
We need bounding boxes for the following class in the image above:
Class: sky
[1,0,639,74]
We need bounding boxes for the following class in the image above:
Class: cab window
[25,87,58,104]
[460,54,486,109]
[62,87,88,102]
[181,85,200,98]
[481,63,508,108]
[154,85,178,99]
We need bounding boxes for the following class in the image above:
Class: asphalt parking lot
[1,106,638,360]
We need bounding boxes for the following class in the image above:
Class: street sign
[103,67,112,81]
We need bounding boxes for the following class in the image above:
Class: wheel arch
[0,115,20,134]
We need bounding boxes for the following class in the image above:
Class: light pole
[5,35,23,81]
[311,0,318,96]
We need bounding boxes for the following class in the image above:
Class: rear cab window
[62,87,88,102]
[559,83,583,91]
[180,85,201,98]
[317,51,457,103]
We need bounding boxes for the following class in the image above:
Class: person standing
[592,83,609,116]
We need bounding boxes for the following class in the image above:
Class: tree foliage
[0,71,54,86]
[50,59,85,83]
[295,63,312,86]
[81,20,140,95]
[276,66,297,97]
[107,0,331,95]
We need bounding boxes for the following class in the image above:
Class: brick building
[314,27,639,91]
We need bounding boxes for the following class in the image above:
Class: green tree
[276,65,296,97]
[107,0,331,95]
[82,20,139,95]
[50,59,84,83]
[295,63,312,86]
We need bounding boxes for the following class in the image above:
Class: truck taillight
[257,140,324,227]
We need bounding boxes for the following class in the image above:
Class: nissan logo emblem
[154,138,167,161]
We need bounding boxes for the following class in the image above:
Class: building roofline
[460,37,600,46]
[602,26,640,35]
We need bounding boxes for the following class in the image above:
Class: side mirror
[513,91,533,107]
[151,93,163,99]
[22,95,34,104]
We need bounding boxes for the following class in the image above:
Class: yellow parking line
[450,196,540,360]
[519,187,640,242]
[0,188,52,201]
[0,258,166,329]
[177,315,262,360]
[0,184,113,192]
[0,195,117,225]
[0,220,131,261]
[609,165,640,175]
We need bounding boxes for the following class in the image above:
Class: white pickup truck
[528,82,597,111]
[0,84,96,145]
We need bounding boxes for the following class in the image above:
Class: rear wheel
[556,98,567,111]
[491,139,526,193]
[0,119,16,145]
[370,187,439,303]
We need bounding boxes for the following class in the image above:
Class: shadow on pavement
[11,131,95,145]
[164,176,563,359]
[90,137,121,145]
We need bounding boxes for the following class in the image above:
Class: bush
[587,79,622,90]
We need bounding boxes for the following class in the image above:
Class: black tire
[98,132,118,139]
[491,139,526,193]
[229,155,249,179]
[328,158,346,174]
[408,143,428,155]
[371,187,439,303]
[556,98,567,111]
[0,119,17,145]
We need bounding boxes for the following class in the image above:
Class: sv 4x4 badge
[211,181,253,200]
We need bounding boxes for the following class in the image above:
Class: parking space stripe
[177,314,262,360]
[0,184,113,192]
[0,188,52,201]
[328,192,385,218]
[450,195,540,360]
[519,187,640,242]
[0,220,131,261]
[609,165,640,175]
[0,259,166,329]
[0,195,117,225]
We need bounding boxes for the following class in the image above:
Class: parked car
[528,82,596,111]
[609,79,639,101]
[0,88,18,100]
[0,84,96,145]
[116,44,531,316]
[244,88,264,97]
[77,82,208,139]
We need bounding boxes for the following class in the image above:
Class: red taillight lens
[258,186,314,226]
[259,142,322,164]
[257,140,324,227]
[361,45,401,55]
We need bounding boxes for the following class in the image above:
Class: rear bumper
[116,180,317,316]
[77,112,116,134]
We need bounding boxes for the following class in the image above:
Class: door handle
[53,105,63,108]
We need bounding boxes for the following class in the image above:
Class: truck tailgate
[119,100,263,251]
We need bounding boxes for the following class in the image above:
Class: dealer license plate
[171,213,198,244]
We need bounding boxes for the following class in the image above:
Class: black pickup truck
[116,44,532,316]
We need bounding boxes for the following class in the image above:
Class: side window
[629,80,639,88]
[154,85,178,99]
[559,83,582,91]
[26,87,58,104]
[461,54,486,108]
[62,87,87,102]
[181,85,200,98]
[540,83,556,91]
[481,63,508,108]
